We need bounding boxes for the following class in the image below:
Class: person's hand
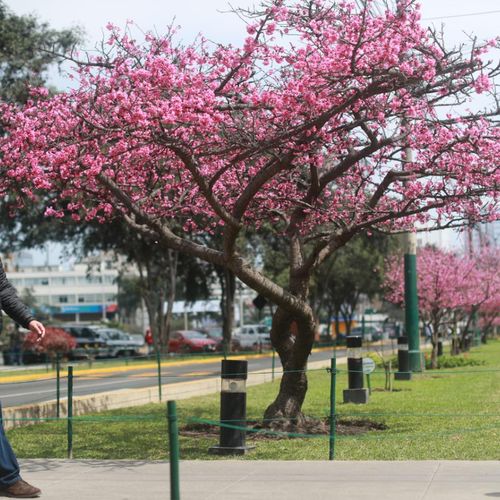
[28,320,46,341]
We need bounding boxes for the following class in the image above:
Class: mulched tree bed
[181,417,387,441]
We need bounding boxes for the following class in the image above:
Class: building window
[25,278,49,286]
[51,277,76,285]
[59,296,68,303]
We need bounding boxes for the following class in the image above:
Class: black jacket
[0,259,34,331]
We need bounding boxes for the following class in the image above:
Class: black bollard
[343,336,369,404]
[209,360,254,455]
[394,335,412,380]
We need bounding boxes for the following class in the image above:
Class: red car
[168,330,217,354]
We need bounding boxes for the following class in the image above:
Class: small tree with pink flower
[23,326,77,365]
[385,246,477,368]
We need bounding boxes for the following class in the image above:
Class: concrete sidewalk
[14,459,500,500]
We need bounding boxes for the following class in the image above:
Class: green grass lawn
[7,340,500,460]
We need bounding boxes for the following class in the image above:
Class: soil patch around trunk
[182,417,387,441]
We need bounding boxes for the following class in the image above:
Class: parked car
[350,325,383,342]
[168,330,217,354]
[60,323,109,359]
[94,327,144,357]
[198,327,241,352]
[233,324,271,350]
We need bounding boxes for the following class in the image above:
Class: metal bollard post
[56,353,61,419]
[209,360,254,455]
[343,336,369,404]
[395,336,412,380]
[167,401,180,500]
[67,366,73,459]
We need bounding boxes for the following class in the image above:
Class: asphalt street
[0,342,397,408]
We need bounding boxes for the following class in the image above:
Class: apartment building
[2,253,119,323]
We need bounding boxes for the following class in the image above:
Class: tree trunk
[264,307,316,423]
[163,249,178,350]
[430,321,439,370]
[222,269,236,351]
[460,310,475,352]
[450,315,460,355]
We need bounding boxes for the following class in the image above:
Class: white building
[2,253,119,323]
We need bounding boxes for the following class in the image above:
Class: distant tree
[311,233,395,336]
[458,245,500,348]
[20,287,49,322]
[116,274,142,325]
[384,246,488,367]
[0,0,81,105]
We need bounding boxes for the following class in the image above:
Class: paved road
[1,346,367,408]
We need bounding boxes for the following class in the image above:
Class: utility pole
[403,147,421,371]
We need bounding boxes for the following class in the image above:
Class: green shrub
[425,355,485,370]
[365,352,397,369]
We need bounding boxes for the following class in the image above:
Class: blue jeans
[0,413,20,487]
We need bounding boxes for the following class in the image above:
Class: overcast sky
[10,0,500,61]
[7,0,499,261]
[10,0,499,109]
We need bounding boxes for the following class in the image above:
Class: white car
[233,325,271,350]
[95,328,144,357]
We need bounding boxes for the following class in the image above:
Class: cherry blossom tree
[458,245,500,348]
[1,0,499,422]
[384,246,478,367]
[385,244,500,366]
[479,295,500,341]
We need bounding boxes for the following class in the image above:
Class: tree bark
[222,269,236,351]
[164,249,178,350]
[460,309,476,352]
[264,306,316,423]
[430,319,440,370]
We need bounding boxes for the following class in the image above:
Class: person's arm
[0,260,45,336]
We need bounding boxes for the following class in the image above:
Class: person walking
[0,259,45,498]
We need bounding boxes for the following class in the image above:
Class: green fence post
[167,401,180,500]
[56,354,61,419]
[67,366,73,459]
[157,349,163,402]
[328,357,337,461]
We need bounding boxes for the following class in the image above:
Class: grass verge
[7,340,500,460]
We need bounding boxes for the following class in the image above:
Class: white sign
[362,358,376,375]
